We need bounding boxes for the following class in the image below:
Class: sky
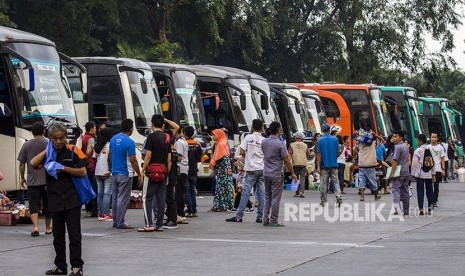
[427,8,465,70]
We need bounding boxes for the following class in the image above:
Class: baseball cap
[322,124,331,133]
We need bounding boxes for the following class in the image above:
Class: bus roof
[379,86,416,92]
[0,26,55,46]
[73,57,152,70]
[146,62,194,72]
[299,83,381,91]
[206,66,267,81]
[191,65,249,80]
[269,83,300,90]
[300,89,320,97]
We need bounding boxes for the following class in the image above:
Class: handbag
[147,163,167,182]
[70,146,97,205]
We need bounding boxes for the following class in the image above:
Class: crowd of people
[1,114,462,276]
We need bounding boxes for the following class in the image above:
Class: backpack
[188,142,202,176]
[421,148,435,172]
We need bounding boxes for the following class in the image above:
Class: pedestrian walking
[429,131,446,207]
[31,122,87,276]
[226,119,265,223]
[110,119,142,229]
[411,134,434,216]
[336,135,347,195]
[289,131,308,198]
[261,122,297,227]
[356,124,381,201]
[17,122,52,236]
[316,124,342,207]
[210,129,235,212]
[388,130,411,215]
[447,136,457,180]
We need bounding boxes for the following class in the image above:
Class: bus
[268,83,312,146]
[147,62,213,179]
[205,65,280,130]
[380,87,429,148]
[0,26,85,192]
[66,57,162,166]
[300,89,327,135]
[296,84,393,149]
[190,65,263,148]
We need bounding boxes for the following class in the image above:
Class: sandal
[384,191,391,194]
[31,230,40,237]
[137,227,155,232]
[118,224,134,229]
[45,228,53,235]
[360,198,365,201]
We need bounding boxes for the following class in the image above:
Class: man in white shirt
[227,119,265,223]
[429,132,446,207]
[411,134,434,215]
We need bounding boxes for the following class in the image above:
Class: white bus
[65,57,162,170]
[0,26,85,192]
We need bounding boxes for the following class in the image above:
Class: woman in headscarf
[209,129,234,212]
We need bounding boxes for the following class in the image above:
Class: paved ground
[1,181,465,276]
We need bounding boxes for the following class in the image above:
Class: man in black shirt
[140,115,173,232]
[31,122,87,276]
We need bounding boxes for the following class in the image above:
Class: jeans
[358,167,378,191]
[184,175,198,214]
[338,163,345,192]
[236,170,265,219]
[320,168,341,203]
[416,178,434,210]
[96,175,112,215]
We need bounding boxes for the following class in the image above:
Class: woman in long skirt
[209,129,234,212]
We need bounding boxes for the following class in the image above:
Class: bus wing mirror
[80,72,88,94]
[240,94,246,110]
[295,100,301,114]
[260,94,269,110]
[21,67,35,92]
[215,96,220,111]
[418,101,424,115]
[429,104,434,115]
[140,78,148,94]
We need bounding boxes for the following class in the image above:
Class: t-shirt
[411,145,433,179]
[376,144,386,162]
[392,142,410,177]
[45,145,87,212]
[144,131,171,165]
[240,132,265,171]
[430,144,446,173]
[290,141,308,167]
[175,137,189,175]
[94,143,110,176]
[317,134,339,169]
[337,145,348,164]
[17,137,48,186]
[262,136,288,178]
[110,133,136,176]
[187,139,202,176]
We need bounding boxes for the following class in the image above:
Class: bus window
[353,109,371,130]
[0,70,14,136]
[320,97,340,123]
[88,77,125,127]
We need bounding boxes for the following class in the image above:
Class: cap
[293,131,304,139]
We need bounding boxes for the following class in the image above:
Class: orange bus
[294,84,393,147]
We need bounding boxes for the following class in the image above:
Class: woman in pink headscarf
[209,129,234,212]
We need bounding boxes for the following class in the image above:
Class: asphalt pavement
[1,180,464,276]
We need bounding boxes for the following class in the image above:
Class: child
[233,162,253,212]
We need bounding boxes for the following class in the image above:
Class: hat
[322,124,331,133]
[293,131,304,139]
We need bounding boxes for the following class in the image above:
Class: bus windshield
[227,78,261,132]
[284,88,310,132]
[303,95,326,134]
[172,70,207,132]
[9,43,77,127]
[370,89,393,137]
[250,79,279,125]
[128,69,161,133]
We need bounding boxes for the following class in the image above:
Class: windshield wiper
[45,115,71,124]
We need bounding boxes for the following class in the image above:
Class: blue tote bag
[70,146,97,205]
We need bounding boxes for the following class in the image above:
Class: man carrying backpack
[411,134,434,216]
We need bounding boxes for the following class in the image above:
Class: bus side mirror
[80,72,87,94]
[429,104,434,115]
[260,94,269,110]
[215,96,220,111]
[295,100,301,114]
[240,94,246,110]
[140,78,148,94]
[418,101,424,115]
[19,67,35,92]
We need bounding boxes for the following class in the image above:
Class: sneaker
[103,214,113,222]
[163,221,178,229]
[186,213,198,218]
[68,267,83,276]
[45,267,67,275]
[98,214,106,221]
[226,216,242,222]
[256,218,263,223]
[419,210,424,216]
[269,222,285,227]
[245,208,254,213]
[154,226,164,232]
[433,203,438,208]
[427,208,433,216]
